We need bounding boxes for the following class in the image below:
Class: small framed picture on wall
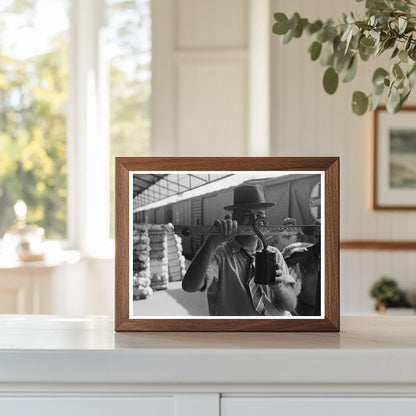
[115,157,339,332]
[374,106,416,209]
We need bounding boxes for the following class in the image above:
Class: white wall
[152,0,266,156]
[71,0,415,317]
[270,0,416,313]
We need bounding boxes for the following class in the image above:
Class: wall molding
[340,241,416,250]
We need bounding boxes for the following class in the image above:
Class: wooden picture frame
[115,157,339,332]
[373,106,416,210]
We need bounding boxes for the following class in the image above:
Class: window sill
[0,249,81,271]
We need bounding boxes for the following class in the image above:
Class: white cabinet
[3,395,416,416]
[0,255,114,315]
[0,254,84,314]
[0,316,416,416]
[0,266,64,314]
[222,398,416,416]
[1,396,175,416]
[0,394,220,416]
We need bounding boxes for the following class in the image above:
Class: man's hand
[208,216,238,245]
[270,270,297,312]
[274,270,296,286]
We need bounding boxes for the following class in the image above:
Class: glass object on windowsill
[3,200,45,262]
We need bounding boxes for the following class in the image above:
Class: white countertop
[0,315,415,387]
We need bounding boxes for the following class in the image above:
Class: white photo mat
[129,171,325,320]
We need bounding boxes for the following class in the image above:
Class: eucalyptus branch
[272,0,416,115]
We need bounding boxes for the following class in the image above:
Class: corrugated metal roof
[132,173,231,210]
[133,174,166,198]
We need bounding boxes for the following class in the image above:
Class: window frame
[67,0,111,257]
[1,0,152,257]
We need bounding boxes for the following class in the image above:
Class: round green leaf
[373,82,385,96]
[408,70,416,89]
[317,30,328,43]
[334,52,352,73]
[342,56,358,83]
[367,0,388,11]
[273,13,290,35]
[393,0,409,11]
[384,37,396,50]
[290,12,301,29]
[349,33,361,50]
[359,44,375,62]
[391,47,399,59]
[360,37,375,48]
[387,88,401,113]
[409,63,416,78]
[399,50,408,63]
[400,88,411,107]
[293,18,308,38]
[372,68,389,86]
[320,41,335,66]
[309,41,322,61]
[323,67,339,95]
[369,92,383,112]
[307,20,323,35]
[282,29,293,45]
[393,63,404,79]
[352,91,369,115]
[325,27,338,42]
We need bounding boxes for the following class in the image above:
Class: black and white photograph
[389,129,416,189]
[129,172,324,319]
[374,107,416,209]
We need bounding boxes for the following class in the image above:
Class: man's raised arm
[182,218,237,292]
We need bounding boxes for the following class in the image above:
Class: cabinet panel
[0,288,21,313]
[177,0,248,49]
[177,61,247,156]
[0,273,32,313]
[0,396,174,416]
[176,393,219,416]
[222,397,416,416]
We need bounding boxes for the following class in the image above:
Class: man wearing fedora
[182,184,297,316]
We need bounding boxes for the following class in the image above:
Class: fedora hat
[224,184,275,211]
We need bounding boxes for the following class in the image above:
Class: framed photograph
[115,157,339,331]
[374,106,416,209]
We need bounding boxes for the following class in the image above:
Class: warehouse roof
[133,174,167,198]
[133,173,231,208]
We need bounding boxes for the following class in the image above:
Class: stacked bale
[148,224,169,291]
[167,233,186,282]
[132,224,152,300]
[132,273,153,300]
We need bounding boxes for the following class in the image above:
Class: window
[0,0,70,239]
[0,0,151,252]
[106,0,151,237]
